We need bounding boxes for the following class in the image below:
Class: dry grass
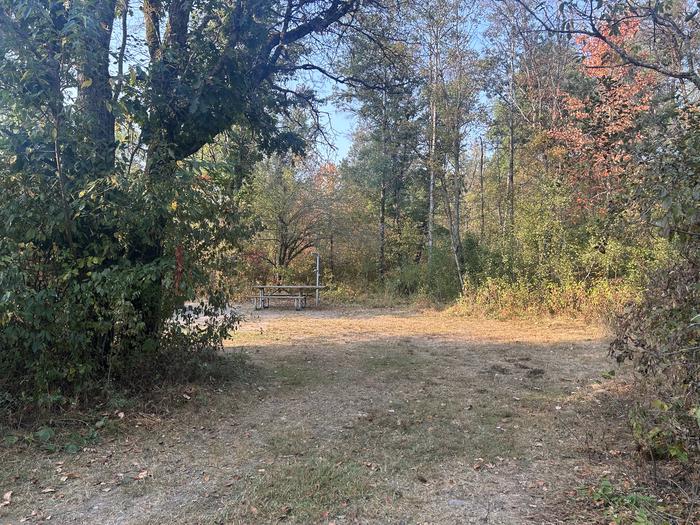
[1,306,693,524]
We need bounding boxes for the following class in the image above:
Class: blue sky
[320,104,355,163]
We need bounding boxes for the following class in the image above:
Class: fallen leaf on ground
[0,491,11,507]
[41,487,55,493]
[134,470,149,480]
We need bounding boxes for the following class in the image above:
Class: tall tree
[338,7,421,280]
[250,154,322,282]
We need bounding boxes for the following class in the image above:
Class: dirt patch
[0,306,683,524]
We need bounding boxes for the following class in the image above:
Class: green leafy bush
[0,155,242,424]
[611,257,700,461]
[0,244,239,423]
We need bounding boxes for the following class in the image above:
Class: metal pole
[314,253,320,306]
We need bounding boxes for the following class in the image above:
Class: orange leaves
[312,162,340,192]
[576,20,644,78]
[550,19,659,212]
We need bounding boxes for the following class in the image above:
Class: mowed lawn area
[1,307,642,524]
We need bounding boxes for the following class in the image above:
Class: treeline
[249,1,691,314]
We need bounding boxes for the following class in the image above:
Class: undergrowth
[0,350,253,451]
[451,277,641,320]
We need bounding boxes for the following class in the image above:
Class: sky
[318,102,356,164]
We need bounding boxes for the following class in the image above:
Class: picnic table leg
[315,288,319,307]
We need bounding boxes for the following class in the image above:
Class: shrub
[0,245,239,424]
[453,276,639,319]
[610,257,700,461]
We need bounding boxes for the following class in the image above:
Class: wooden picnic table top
[255,284,326,290]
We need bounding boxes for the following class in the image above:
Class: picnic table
[252,284,326,311]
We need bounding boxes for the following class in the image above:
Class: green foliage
[2,415,116,454]
[0,237,240,422]
[0,0,365,423]
[590,479,660,525]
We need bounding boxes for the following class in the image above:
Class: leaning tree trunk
[439,171,464,292]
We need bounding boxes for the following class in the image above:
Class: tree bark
[438,170,464,292]
[452,130,463,264]
[427,51,438,268]
[479,137,485,241]
[508,106,515,233]
[77,0,118,174]
[379,177,386,281]
[507,37,516,237]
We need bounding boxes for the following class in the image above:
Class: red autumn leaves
[552,21,658,213]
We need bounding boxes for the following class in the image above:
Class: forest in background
[0,0,698,480]
[239,2,688,316]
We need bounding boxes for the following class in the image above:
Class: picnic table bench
[252,284,326,311]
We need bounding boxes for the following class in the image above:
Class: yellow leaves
[170,200,178,212]
[80,78,93,89]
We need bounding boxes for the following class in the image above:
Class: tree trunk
[379,89,388,282]
[46,7,74,252]
[379,177,386,281]
[77,0,118,174]
[479,137,485,240]
[452,132,463,264]
[439,172,464,292]
[508,106,515,234]
[427,39,438,269]
[507,38,516,237]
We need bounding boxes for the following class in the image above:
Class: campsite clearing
[0,307,670,524]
